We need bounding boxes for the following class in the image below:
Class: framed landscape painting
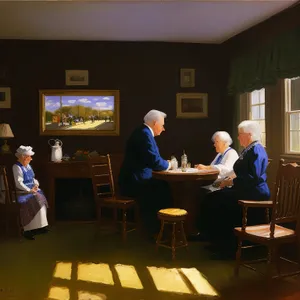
[176,93,208,119]
[39,90,120,136]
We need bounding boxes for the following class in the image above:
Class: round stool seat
[158,208,187,216]
[158,208,188,221]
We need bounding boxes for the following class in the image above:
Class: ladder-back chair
[88,154,136,242]
[0,165,21,238]
[234,160,300,279]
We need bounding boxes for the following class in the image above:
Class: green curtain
[228,27,300,95]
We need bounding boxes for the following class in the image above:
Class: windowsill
[280,154,300,161]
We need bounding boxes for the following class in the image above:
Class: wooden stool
[156,208,188,259]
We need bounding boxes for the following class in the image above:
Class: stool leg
[172,223,176,260]
[122,209,127,242]
[180,221,188,251]
[156,220,165,251]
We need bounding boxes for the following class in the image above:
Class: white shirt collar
[144,123,154,137]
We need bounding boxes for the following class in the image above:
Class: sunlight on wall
[77,263,114,285]
[114,264,143,289]
[48,286,70,300]
[147,266,192,294]
[180,268,218,296]
[78,290,107,300]
[53,262,72,280]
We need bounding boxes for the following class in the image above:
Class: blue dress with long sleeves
[199,141,270,247]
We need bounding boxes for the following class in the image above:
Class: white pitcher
[48,139,63,163]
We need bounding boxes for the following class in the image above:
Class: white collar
[144,123,154,137]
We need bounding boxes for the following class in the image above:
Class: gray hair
[211,131,233,147]
[144,109,167,125]
[238,120,261,142]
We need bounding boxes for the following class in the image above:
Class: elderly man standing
[119,109,171,237]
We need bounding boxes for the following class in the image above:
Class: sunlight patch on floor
[48,286,70,300]
[180,268,218,296]
[78,290,107,300]
[53,262,72,280]
[77,263,114,285]
[114,264,143,289]
[147,266,192,294]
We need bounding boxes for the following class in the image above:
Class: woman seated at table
[195,131,238,191]
[13,145,49,240]
[200,120,270,259]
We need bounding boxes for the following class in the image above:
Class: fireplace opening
[55,178,96,221]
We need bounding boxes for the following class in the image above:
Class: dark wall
[0,40,227,166]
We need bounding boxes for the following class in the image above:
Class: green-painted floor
[0,224,299,300]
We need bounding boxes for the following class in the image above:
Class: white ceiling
[0,0,297,44]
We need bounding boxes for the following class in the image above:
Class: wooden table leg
[169,181,202,237]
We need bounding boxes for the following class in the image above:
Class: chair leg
[274,247,281,276]
[94,206,102,238]
[122,209,127,242]
[234,237,243,277]
[134,203,140,233]
[172,223,176,260]
[266,247,274,279]
[113,208,118,231]
[156,220,165,251]
[180,221,188,251]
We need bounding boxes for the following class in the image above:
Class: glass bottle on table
[170,155,178,170]
[181,150,188,172]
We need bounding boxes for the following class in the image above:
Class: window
[248,88,266,146]
[285,77,300,153]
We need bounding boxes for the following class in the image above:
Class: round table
[152,168,219,237]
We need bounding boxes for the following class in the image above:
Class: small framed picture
[180,68,195,88]
[176,93,208,119]
[0,87,11,109]
[65,70,89,86]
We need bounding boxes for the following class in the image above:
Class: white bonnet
[15,145,35,157]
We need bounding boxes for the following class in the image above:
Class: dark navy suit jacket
[119,124,169,196]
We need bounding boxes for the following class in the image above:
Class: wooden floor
[0,223,300,300]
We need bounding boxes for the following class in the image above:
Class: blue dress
[13,162,48,227]
[199,141,270,246]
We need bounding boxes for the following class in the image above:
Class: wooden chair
[234,160,300,279]
[156,208,188,260]
[88,154,136,242]
[0,165,21,238]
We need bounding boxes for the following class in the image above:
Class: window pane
[261,132,266,147]
[291,77,300,111]
[258,88,265,104]
[251,91,259,105]
[290,131,300,152]
[259,105,265,119]
[251,106,260,120]
[290,112,300,130]
[259,120,265,133]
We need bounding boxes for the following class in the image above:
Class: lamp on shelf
[0,123,14,154]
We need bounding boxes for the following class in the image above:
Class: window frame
[284,78,300,154]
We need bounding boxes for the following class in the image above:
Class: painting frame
[39,89,120,136]
[65,70,89,86]
[0,87,11,109]
[176,93,208,119]
[180,68,195,88]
